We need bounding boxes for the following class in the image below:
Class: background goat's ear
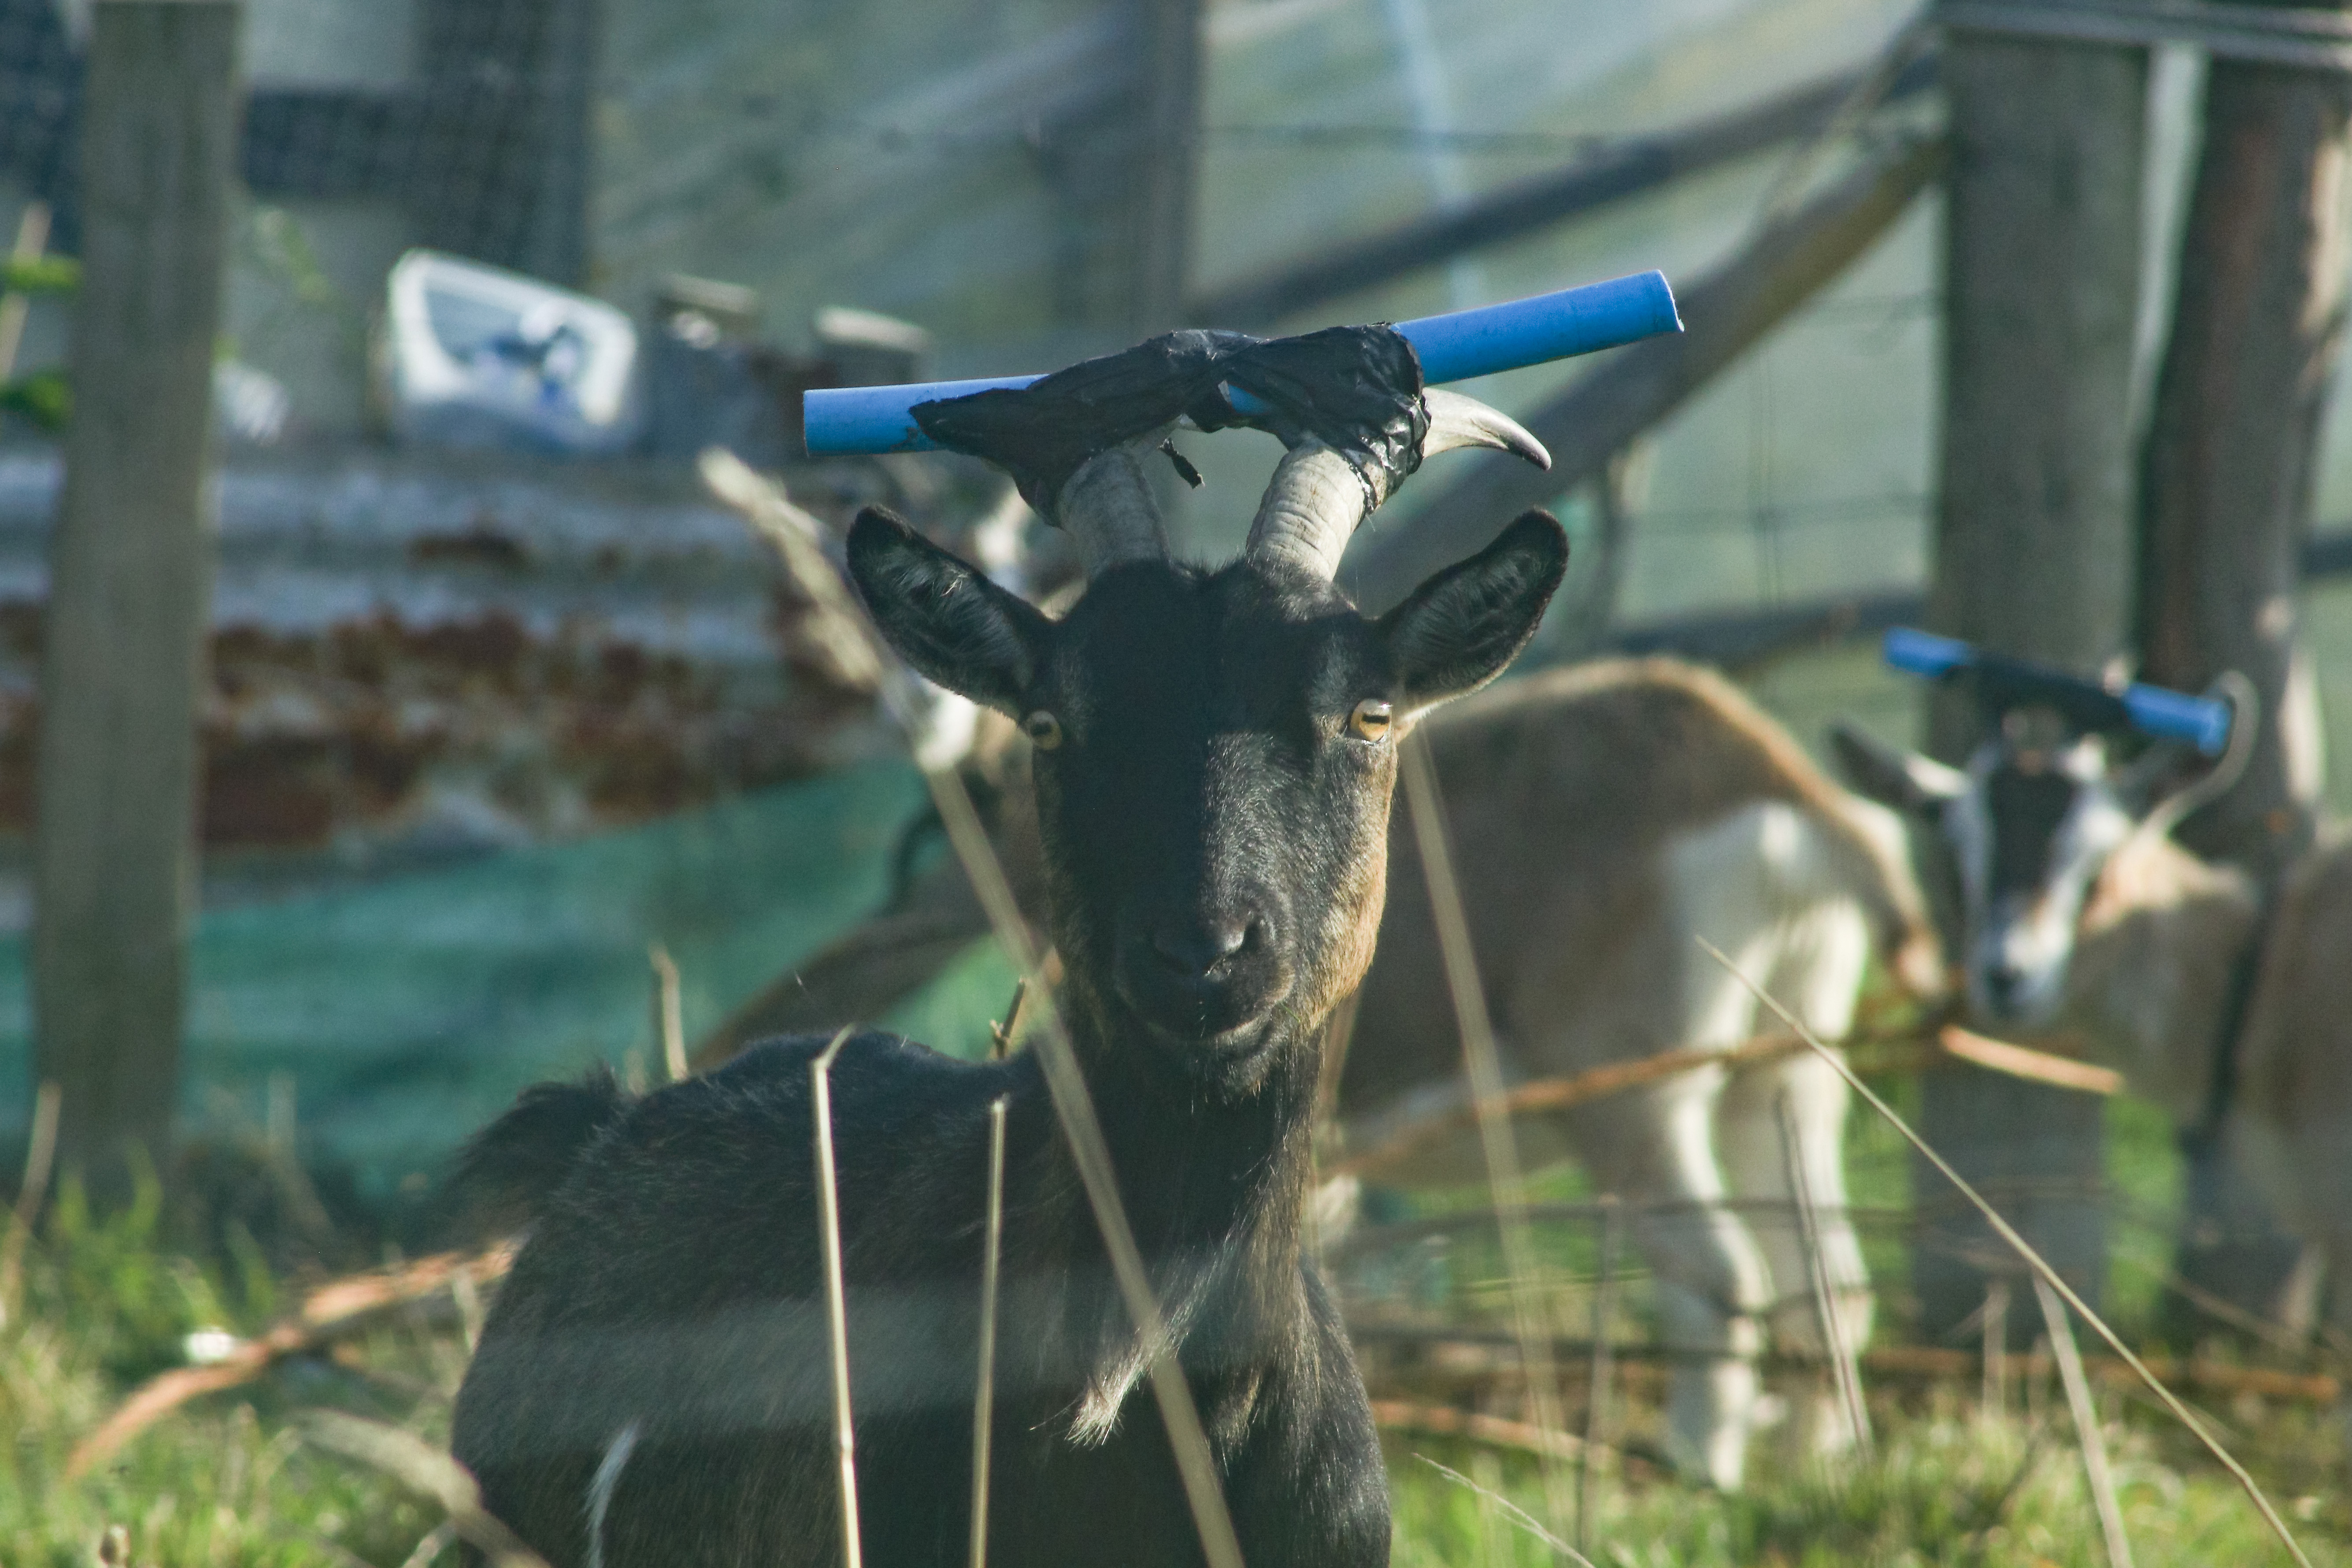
[1378,509,1567,714]
[848,507,1051,715]
[1828,720,1967,818]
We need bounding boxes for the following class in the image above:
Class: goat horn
[1421,389,1550,468]
[1244,389,1550,582]
[1055,438,1171,576]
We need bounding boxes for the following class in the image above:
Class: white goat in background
[1833,711,2352,1343]
[1332,657,1941,1488]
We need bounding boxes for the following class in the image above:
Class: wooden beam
[33,0,239,1195]
[2137,26,2350,881]
[1914,30,2151,1345]
[1189,54,1937,329]
[1340,133,1946,613]
[2133,7,2352,1335]
[1357,1326,2345,1405]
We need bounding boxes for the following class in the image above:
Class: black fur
[452,1068,629,1235]
[1380,512,1570,712]
[452,504,1565,1567]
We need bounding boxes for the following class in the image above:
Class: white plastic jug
[376,250,644,456]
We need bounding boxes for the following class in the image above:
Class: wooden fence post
[1917,20,2148,1343]
[2135,8,2352,1333]
[1038,0,1199,332]
[32,0,239,1196]
[1130,0,1201,334]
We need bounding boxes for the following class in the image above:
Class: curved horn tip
[1422,388,1550,471]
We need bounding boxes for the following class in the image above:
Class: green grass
[3,1176,449,1567]
[1388,1393,2352,1568]
[3,1107,2344,1566]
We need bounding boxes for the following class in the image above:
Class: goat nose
[1150,916,1255,977]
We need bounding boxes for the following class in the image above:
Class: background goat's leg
[1571,1071,1769,1491]
[1715,900,1877,1461]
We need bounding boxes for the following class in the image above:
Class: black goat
[449,329,1566,1567]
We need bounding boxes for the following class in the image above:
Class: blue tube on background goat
[1882,626,2234,756]
[803,269,1682,456]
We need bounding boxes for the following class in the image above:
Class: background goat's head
[848,375,1563,1097]
[1831,710,2205,1029]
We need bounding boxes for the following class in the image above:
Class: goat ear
[1378,510,1567,714]
[847,506,1052,716]
[1828,720,1967,818]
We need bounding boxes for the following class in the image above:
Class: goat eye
[1023,711,1063,751]
[1348,699,1393,743]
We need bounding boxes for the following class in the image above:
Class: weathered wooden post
[1129,0,1202,334]
[519,0,599,289]
[1037,0,1200,332]
[1918,13,2148,1341]
[33,0,239,1195]
[2137,3,2352,1331]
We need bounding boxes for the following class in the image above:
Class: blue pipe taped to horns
[800,270,1682,456]
[1882,626,2234,756]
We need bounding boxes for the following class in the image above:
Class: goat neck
[2068,828,2259,1123]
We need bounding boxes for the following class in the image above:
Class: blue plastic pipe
[1882,627,2233,756]
[803,269,1682,456]
[1880,626,1976,684]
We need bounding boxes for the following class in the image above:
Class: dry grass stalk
[1330,1032,1811,1179]
[396,1520,459,1568]
[1359,1321,2345,1404]
[1700,937,2315,1568]
[1577,1194,1620,1557]
[711,468,1248,1568]
[1373,1400,1585,1461]
[67,1242,516,1478]
[1938,1025,2122,1097]
[989,978,1029,1061]
[451,1260,486,1357]
[971,1094,1011,1568]
[650,943,689,1082]
[299,1410,548,1568]
[1473,1448,1509,1568]
[1330,1196,1912,1267]
[1330,1021,2115,1180]
[1400,736,1577,1535]
[2034,1274,2135,1568]
[697,449,886,693]
[1983,1280,2009,1419]
[0,200,49,381]
[1776,1090,1871,1457]
[2152,1258,2317,1358]
[1413,1453,1601,1568]
[0,1077,61,1326]
[265,1073,341,1248]
[1312,987,1365,1148]
[810,1024,864,1568]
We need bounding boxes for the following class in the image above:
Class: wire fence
[0,0,592,281]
